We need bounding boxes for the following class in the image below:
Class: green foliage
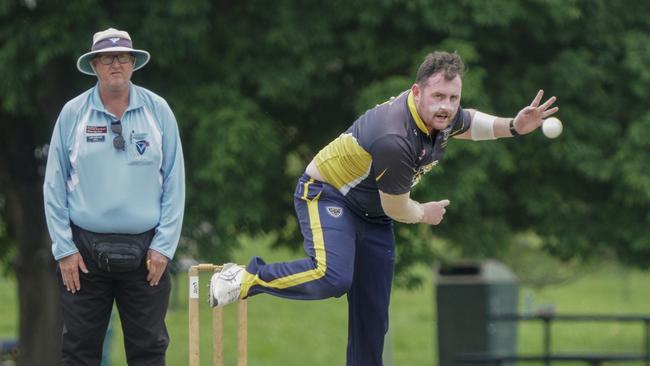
[355,76,411,114]
[180,86,285,261]
[502,232,583,289]
[2,0,650,282]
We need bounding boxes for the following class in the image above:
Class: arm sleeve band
[470,111,497,140]
[379,190,424,224]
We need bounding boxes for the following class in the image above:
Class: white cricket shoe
[209,263,244,308]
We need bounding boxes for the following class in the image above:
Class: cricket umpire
[43,27,185,365]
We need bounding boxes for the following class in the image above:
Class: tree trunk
[0,113,62,365]
[6,179,61,366]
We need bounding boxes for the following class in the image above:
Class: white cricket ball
[542,117,563,139]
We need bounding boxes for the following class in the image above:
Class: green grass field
[1,236,650,365]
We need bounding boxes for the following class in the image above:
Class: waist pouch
[72,223,155,273]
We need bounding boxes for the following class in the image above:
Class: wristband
[509,119,520,137]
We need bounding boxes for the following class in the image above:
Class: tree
[3,0,650,363]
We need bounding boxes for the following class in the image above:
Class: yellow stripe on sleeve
[313,133,372,195]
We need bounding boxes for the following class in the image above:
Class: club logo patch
[326,206,343,218]
[135,140,149,155]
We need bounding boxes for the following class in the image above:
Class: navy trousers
[244,174,395,366]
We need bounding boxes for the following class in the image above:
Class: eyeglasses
[111,121,125,151]
[96,54,134,65]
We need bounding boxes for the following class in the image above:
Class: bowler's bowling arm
[453,109,518,140]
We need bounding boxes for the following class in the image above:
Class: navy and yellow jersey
[313,90,471,221]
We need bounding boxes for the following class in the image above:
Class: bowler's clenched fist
[420,199,450,225]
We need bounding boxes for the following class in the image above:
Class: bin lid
[435,259,518,285]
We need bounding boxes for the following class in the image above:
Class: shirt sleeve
[449,107,471,136]
[43,108,78,261]
[369,134,415,195]
[149,101,185,259]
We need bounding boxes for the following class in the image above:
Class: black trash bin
[435,260,518,366]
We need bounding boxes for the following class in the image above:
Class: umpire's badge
[326,206,343,218]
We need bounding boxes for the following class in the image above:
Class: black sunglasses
[96,54,134,65]
[111,121,125,151]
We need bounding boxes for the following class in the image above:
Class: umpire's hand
[59,252,89,294]
[146,249,168,286]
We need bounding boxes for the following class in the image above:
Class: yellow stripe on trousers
[240,179,326,298]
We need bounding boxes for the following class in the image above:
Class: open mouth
[433,111,450,122]
[429,105,450,120]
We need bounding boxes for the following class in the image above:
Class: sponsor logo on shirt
[441,129,450,148]
[411,161,438,187]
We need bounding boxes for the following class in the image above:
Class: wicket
[188,264,247,366]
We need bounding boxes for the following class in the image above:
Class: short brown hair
[415,51,465,84]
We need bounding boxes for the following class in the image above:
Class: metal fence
[458,313,650,366]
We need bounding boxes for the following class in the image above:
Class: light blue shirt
[43,83,185,260]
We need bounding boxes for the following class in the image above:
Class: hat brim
[76,47,150,76]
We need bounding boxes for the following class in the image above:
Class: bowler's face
[92,52,134,91]
[412,72,462,133]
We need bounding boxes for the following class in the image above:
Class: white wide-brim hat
[76,27,150,76]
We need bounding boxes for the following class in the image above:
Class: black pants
[59,228,171,366]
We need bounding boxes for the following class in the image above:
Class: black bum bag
[72,223,154,273]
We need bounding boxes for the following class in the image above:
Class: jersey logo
[135,140,149,155]
[326,206,343,218]
[375,168,388,182]
[418,149,427,161]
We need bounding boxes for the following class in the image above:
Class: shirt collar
[407,91,430,136]
[89,82,143,116]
